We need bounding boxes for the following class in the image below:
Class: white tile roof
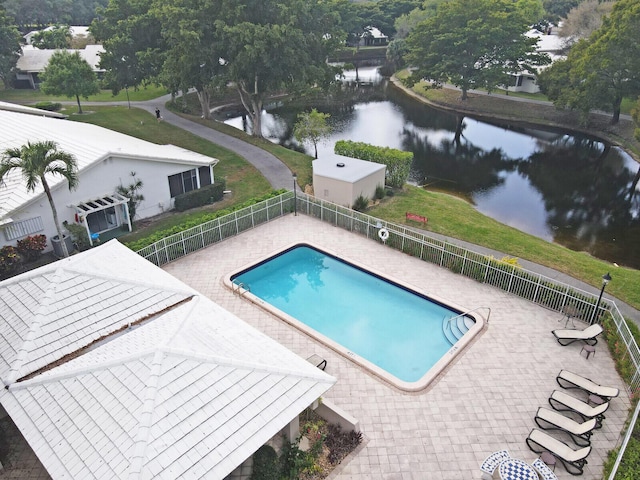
[0,241,335,479]
[0,110,219,219]
[17,45,105,73]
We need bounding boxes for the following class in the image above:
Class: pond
[223,67,640,270]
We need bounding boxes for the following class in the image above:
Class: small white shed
[313,154,386,207]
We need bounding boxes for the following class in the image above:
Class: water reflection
[224,67,640,269]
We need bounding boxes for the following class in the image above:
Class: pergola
[74,193,131,246]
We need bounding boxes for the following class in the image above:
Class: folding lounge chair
[480,449,510,480]
[532,457,559,480]
[526,428,591,476]
[549,390,609,428]
[552,323,603,346]
[556,369,620,400]
[534,407,596,446]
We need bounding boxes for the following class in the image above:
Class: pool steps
[442,315,475,345]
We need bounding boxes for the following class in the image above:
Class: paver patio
[163,214,630,480]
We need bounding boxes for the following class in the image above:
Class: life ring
[378,227,389,241]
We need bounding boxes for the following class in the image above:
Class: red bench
[406,212,427,224]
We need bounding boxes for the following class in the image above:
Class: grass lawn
[0,85,168,104]
[371,187,640,310]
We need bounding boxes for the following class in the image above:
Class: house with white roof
[0,109,218,254]
[0,240,336,479]
[14,44,105,89]
[507,28,565,94]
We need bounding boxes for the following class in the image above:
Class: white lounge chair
[556,369,620,400]
[532,457,559,480]
[552,323,603,346]
[534,407,596,446]
[548,390,609,428]
[526,428,591,475]
[480,449,510,480]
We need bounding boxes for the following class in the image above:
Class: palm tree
[1,141,79,258]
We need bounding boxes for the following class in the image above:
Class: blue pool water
[232,245,467,383]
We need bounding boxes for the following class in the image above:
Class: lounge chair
[556,370,620,400]
[552,323,603,346]
[480,449,510,480]
[534,407,596,446]
[526,428,591,475]
[532,457,559,480]
[549,390,609,428]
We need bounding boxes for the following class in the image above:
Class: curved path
[77,93,639,323]
[130,95,298,191]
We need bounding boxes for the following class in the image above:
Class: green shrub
[250,445,279,480]
[16,234,47,261]
[0,245,21,278]
[374,184,386,200]
[34,101,62,112]
[64,221,91,251]
[126,190,286,251]
[352,194,369,211]
[174,180,226,212]
[335,140,413,188]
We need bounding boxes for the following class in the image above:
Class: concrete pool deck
[161,214,631,480]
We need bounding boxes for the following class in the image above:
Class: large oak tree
[405,0,549,100]
[215,0,342,138]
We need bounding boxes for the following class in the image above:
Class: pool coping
[223,241,486,392]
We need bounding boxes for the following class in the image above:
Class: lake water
[224,67,640,269]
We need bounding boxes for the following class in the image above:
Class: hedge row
[334,140,412,188]
[174,180,226,212]
[125,189,287,252]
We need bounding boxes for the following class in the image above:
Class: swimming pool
[226,243,484,391]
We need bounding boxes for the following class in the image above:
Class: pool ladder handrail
[232,281,251,297]
[442,306,491,345]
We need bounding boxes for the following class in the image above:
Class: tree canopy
[538,0,640,124]
[91,0,166,96]
[559,0,614,48]
[405,0,549,99]
[214,0,342,137]
[293,109,332,159]
[5,0,108,30]
[31,24,71,49]
[40,50,100,113]
[0,5,21,88]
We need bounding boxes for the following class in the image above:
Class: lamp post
[590,272,612,324]
[292,172,297,216]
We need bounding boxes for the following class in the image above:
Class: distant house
[508,28,565,94]
[0,240,336,479]
[359,26,388,47]
[0,109,218,253]
[313,154,386,208]
[14,44,105,89]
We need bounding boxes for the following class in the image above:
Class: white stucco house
[14,44,105,89]
[313,154,386,208]
[508,28,565,94]
[0,240,336,479]
[0,108,218,254]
